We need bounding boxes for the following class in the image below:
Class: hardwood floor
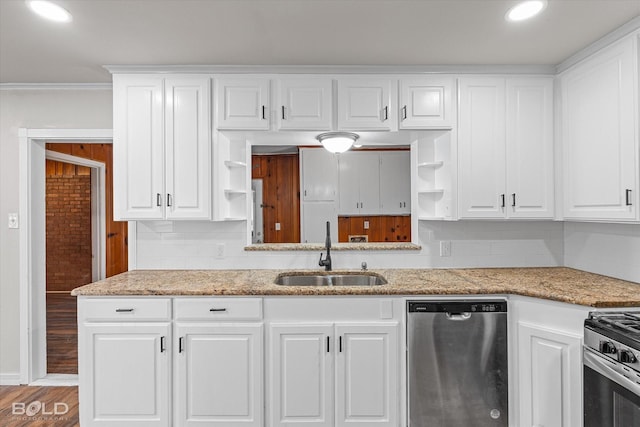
[0,386,79,426]
[46,293,77,374]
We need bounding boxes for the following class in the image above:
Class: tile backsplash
[135,220,564,271]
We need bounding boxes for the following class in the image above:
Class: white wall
[564,222,640,283]
[135,220,564,270]
[0,89,113,378]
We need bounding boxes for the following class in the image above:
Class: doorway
[43,143,128,376]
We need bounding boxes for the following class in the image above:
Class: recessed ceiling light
[505,0,547,22]
[26,0,72,23]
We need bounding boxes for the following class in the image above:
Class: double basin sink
[275,272,387,287]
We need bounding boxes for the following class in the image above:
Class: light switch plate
[275,223,281,231]
[8,213,19,229]
[440,241,451,257]
[364,221,370,229]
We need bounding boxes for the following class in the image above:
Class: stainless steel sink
[275,273,387,286]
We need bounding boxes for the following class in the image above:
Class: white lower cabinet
[511,296,590,427]
[78,297,172,427]
[174,323,263,426]
[269,322,399,427]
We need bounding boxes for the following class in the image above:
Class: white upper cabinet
[458,77,507,218]
[113,74,211,221]
[399,77,454,129]
[458,76,554,219]
[379,151,411,215]
[338,151,381,215]
[300,148,338,201]
[506,78,554,219]
[337,78,397,130]
[216,78,270,130]
[560,36,638,221]
[277,78,333,130]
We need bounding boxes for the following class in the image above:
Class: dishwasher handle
[445,312,472,321]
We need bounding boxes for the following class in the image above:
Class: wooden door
[46,143,128,277]
[251,154,300,243]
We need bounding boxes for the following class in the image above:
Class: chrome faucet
[318,221,332,271]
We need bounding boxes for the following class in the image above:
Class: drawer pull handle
[160,336,166,353]
[626,189,632,206]
[115,308,134,313]
[326,336,330,353]
[209,308,227,312]
[179,337,184,353]
[339,336,343,353]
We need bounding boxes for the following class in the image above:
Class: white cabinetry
[458,77,553,219]
[511,296,590,427]
[277,78,333,130]
[300,148,338,243]
[113,75,211,220]
[560,36,638,221]
[379,151,411,214]
[216,78,270,130]
[78,297,172,427]
[337,78,397,130]
[338,151,381,215]
[269,322,398,427]
[174,298,263,427]
[399,77,454,129]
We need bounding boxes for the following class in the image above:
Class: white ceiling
[1,0,639,84]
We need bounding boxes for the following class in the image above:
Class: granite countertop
[71,267,640,308]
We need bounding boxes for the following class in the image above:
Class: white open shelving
[411,131,455,221]
[215,132,251,222]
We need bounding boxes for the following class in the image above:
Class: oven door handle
[584,346,640,396]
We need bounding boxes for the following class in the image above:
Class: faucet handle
[319,253,325,266]
[361,262,367,271]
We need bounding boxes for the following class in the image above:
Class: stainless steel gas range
[584,312,640,426]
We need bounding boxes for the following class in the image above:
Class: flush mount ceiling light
[505,0,547,22]
[316,132,359,153]
[26,0,73,23]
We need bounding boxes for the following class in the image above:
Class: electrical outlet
[215,243,225,259]
[8,213,18,229]
[275,222,281,231]
[440,241,451,257]
[364,221,370,229]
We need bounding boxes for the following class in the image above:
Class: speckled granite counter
[71,267,640,308]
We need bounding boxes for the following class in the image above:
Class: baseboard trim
[30,374,78,386]
[0,373,22,385]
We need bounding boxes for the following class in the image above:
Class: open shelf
[224,160,247,168]
[417,160,444,169]
[412,132,454,220]
[224,189,247,196]
[418,189,444,194]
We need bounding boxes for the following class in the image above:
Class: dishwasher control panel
[407,300,508,314]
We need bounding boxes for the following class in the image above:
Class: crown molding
[103,64,556,76]
[556,16,640,74]
[0,83,111,90]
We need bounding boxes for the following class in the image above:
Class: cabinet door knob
[160,336,166,353]
[512,193,516,207]
[402,105,407,120]
[500,194,505,208]
[626,189,632,206]
[167,193,172,207]
[281,105,286,120]
[382,106,388,121]
[156,193,162,207]
[262,105,266,120]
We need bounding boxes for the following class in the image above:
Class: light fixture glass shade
[505,0,547,22]
[316,132,359,153]
[26,0,73,22]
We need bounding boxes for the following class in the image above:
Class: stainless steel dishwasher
[407,300,508,427]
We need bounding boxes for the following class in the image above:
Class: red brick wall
[46,173,93,292]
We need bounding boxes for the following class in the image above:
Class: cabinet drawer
[174,298,263,321]
[80,298,172,322]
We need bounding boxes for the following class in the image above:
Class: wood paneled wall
[338,215,411,243]
[252,154,300,243]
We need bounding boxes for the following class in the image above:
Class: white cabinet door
[278,78,333,130]
[335,323,398,427]
[165,77,212,219]
[301,202,338,243]
[506,78,554,219]
[80,322,171,427]
[338,152,381,215]
[561,37,638,221]
[337,78,397,130]
[379,151,411,214]
[175,323,263,427]
[301,148,338,201]
[216,78,270,130]
[458,77,507,218]
[113,74,165,220]
[518,322,582,427]
[399,77,454,129]
[269,324,334,427]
